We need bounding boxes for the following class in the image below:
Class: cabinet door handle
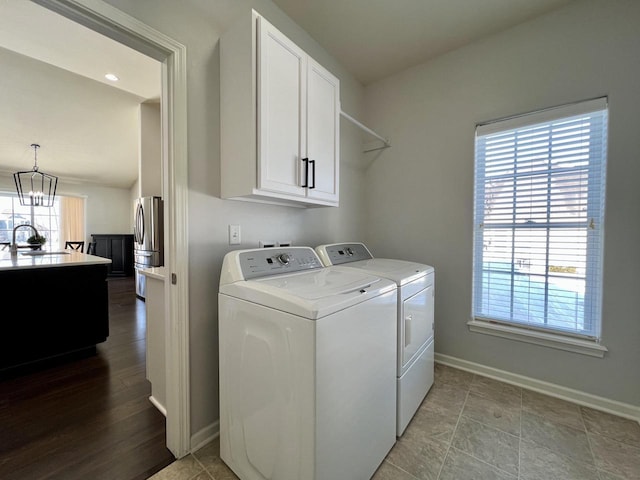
[309,159,316,189]
[301,157,309,187]
[135,204,145,244]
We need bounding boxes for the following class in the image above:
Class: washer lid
[333,258,434,286]
[219,267,396,319]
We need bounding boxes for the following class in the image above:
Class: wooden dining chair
[86,242,96,255]
[65,241,85,253]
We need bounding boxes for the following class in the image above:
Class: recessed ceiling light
[105,73,119,82]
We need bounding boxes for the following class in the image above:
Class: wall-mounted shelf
[340,110,391,152]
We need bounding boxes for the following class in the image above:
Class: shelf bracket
[340,110,390,152]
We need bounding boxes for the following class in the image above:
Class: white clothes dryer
[218,246,398,480]
[315,242,435,436]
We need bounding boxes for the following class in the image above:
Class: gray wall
[0,46,141,189]
[363,0,640,406]
[102,0,369,437]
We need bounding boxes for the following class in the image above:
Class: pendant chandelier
[13,144,58,207]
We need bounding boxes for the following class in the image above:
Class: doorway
[34,0,190,458]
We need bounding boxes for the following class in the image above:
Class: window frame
[469,98,608,357]
[0,191,61,248]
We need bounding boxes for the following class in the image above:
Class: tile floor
[149,364,640,480]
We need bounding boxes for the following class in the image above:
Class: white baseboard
[435,353,640,423]
[149,396,167,417]
[190,420,220,453]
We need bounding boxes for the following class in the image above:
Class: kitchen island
[0,250,112,374]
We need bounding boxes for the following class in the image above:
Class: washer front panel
[318,242,373,265]
[238,247,323,279]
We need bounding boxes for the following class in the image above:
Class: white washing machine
[315,242,435,436]
[218,246,398,480]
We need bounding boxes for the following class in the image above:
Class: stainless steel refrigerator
[133,196,164,299]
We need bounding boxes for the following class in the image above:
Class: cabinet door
[257,16,307,197]
[92,234,134,277]
[306,58,340,203]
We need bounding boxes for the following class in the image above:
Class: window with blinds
[472,98,608,341]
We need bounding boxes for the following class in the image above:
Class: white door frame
[33,0,191,458]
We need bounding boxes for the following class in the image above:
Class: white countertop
[140,266,166,281]
[0,251,112,271]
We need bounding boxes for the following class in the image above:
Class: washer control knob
[277,253,291,265]
[345,247,354,256]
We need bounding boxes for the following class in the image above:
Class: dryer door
[401,280,434,372]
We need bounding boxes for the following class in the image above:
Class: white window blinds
[472,98,608,340]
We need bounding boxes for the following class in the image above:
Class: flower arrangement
[26,234,47,246]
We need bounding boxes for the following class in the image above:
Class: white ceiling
[0,0,160,99]
[0,0,575,188]
[0,0,160,189]
[271,0,575,85]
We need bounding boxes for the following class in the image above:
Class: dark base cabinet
[0,264,109,373]
[92,234,134,277]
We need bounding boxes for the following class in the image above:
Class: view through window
[0,193,61,248]
[472,98,608,340]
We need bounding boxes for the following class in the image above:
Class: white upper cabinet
[257,18,307,198]
[306,58,340,203]
[221,10,340,207]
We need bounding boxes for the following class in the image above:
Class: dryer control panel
[236,247,323,280]
[316,242,373,265]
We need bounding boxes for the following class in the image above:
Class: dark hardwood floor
[0,276,175,480]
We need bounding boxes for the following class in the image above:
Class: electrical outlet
[259,240,276,248]
[229,224,241,245]
[277,240,292,247]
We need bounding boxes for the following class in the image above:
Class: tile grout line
[518,386,523,480]
[522,402,618,479]
[380,459,421,480]
[581,408,608,480]
[434,375,473,480]
[459,404,522,438]
[189,453,212,480]
[447,444,519,479]
[439,374,520,478]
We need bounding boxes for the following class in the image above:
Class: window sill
[467,319,608,358]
